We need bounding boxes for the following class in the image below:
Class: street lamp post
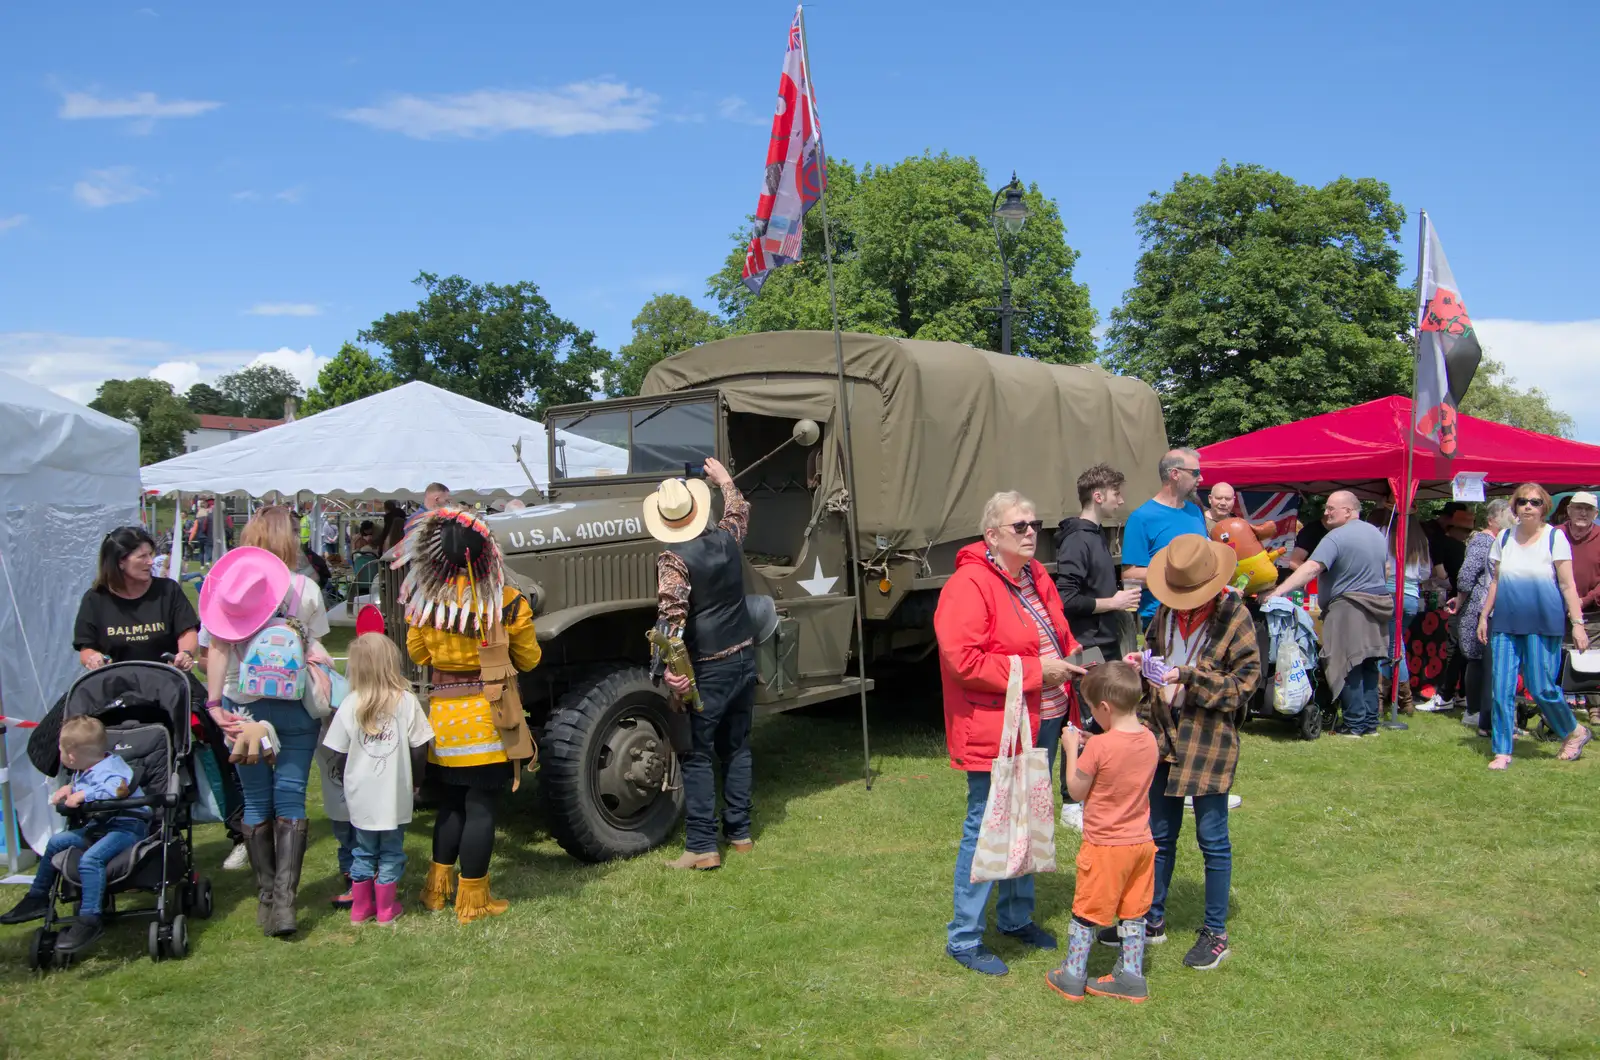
[991,172,1030,356]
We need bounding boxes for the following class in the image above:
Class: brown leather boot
[729,839,754,854]
[420,861,456,912]
[664,850,721,870]
[1397,677,1415,715]
[454,875,510,924]
[268,818,309,937]
[241,821,276,934]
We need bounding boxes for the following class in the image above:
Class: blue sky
[3,1,1597,434]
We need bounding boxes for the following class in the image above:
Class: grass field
[1,701,1596,1059]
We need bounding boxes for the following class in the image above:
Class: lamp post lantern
[991,172,1030,356]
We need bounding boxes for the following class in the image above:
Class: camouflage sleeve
[656,550,690,638]
[717,481,749,544]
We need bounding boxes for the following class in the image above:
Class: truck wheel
[540,666,684,863]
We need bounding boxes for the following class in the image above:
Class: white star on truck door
[797,558,839,595]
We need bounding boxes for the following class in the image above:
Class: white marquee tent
[0,374,142,862]
[140,381,626,500]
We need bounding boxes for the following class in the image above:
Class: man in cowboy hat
[1102,533,1259,974]
[645,457,756,871]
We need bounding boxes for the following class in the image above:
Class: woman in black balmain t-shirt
[73,526,201,668]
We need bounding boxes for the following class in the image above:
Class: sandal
[1557,726,1593,762]
[1488,754,1512,771]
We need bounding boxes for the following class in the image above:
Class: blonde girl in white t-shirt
[324,633,433,924]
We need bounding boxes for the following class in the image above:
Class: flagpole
[798,5,872,791]
[1392,210,1430,714]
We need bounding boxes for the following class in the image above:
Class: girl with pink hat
[199,506,331,937]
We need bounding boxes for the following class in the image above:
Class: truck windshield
[550,399,716,480]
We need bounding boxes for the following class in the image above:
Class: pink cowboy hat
[199,546,291,642]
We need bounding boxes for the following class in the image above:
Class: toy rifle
[647,628,701,712]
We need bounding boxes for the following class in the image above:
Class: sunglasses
[1001,520,1044,535]
[1514,497,1544,509]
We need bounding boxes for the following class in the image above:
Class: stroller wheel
[196,879,214,920]
[169,915,189,959]
[148,921,164,962]
[1300,701,1323,740]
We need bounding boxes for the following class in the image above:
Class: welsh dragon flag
[740,6,826,294]
[1413,214,1483,458]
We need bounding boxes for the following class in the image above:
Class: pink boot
[375,881,403,924]
[349,878,376,924]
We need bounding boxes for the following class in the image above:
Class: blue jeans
[351,827,407,885]
[329,819,356,877]
[1490,632,1578,756]
[230,697,320,825]
[1340,658,1382,735]
[1379,593,1421,685]
[1147,761,1231,933]
[32,818,147,916]
[682,650,757,854]
[947,770,1036,953]
[1037,715,1066,787]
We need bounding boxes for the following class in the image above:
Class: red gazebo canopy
[1198,396,1600,501]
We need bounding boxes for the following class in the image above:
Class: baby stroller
[27,661,213,970]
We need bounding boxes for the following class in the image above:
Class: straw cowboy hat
[1146,534,1238,611]
[198,546,292,642]
[643,477,712,544]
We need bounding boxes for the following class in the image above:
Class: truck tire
[540,666,684,863]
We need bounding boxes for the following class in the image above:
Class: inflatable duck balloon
[1210,516,1286,595]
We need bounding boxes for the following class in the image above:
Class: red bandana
[1174,599,1216,638]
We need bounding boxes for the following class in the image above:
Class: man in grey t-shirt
[1267,491,1395,736]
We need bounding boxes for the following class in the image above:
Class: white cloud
[0,214,25,232]
[1474,318,1600,442]
[341,80,658,139]
[74,166,152,208]
[0,332,328,406]
[60,90,221,124]
[716,95,767,126]
[273,186,305,204]
[231,190,260,202]
[245,302,321,317]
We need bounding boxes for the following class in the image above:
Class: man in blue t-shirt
[1120,448,1209,621]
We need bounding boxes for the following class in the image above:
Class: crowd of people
[934,449,1598,1004]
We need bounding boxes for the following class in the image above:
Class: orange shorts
[1071,840,1156,926]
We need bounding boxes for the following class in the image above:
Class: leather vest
[667,529,754,659]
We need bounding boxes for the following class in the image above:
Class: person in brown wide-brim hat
[1145,534,1237,610]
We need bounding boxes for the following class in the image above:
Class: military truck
[491,331,1167,862]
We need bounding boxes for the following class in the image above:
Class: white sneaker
[1182,794,1243,811]
[222,843,249,871]
[1461,710,1478,727]
[1059,802,1084,832]
[1416,695,1450,713]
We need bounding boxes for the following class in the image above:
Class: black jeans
[1465,653,1494,737]
[682,648,757,854]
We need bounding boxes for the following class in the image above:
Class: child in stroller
[1,661,212,969]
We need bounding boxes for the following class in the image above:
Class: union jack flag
[1241,490,1300,556]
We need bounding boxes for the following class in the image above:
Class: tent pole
[799,6,871,791]
[1393,210,1429,714]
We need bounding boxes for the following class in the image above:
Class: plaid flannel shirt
[1141,593,1261,797]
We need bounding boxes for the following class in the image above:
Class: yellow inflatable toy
[1210,517,1286,595]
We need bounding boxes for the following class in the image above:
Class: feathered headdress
[398,508,505,635]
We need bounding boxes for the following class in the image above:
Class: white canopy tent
[0,374,142,863]
[140,381,625,500]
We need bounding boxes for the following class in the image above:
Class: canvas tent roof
[140,381,625,500]
[641,331,1168,552]
[1,374,142,856]
[1197,396,1600,501]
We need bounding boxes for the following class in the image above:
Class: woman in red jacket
[935,491,1084,976]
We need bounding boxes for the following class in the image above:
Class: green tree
[218,363,304,419]
[1459,355,1574,437]
[361,272,613,417]
[613,294,726,396]
[1104,161,1415,446]
[707,153,1097,363]
[183,381,241,415]
[301,342,398,415]
[90,378,198,464]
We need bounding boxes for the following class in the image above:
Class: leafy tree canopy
[183,381,241,416]
[217,363,304,420]
[612,294,726,397]
[360,272,613,418]
[90,378,197,465]
[1104,161,1415,447]
[1459,355,1574,438]
[301,342,398,415]
[707,153,1096,363]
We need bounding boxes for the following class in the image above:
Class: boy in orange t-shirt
[1046,661,1159,1003]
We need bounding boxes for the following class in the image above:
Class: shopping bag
[970,656,1057,882]
[1273,636,1313,715]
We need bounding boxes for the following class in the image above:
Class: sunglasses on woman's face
[1514,497,1544,509]
[1003,520,1044,535]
